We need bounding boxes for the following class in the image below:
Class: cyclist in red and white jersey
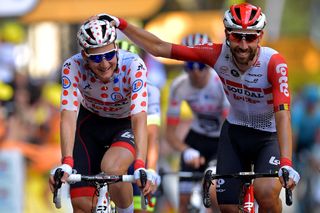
[166,33,229,213]
[103,2,300,212]
[48,14,158,213]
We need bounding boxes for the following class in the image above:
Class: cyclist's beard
[231,46,256,66]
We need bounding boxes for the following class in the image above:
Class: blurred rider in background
[166,33,228,213]
[117,40,161,213]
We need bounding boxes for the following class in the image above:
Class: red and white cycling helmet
[181,33,211,47]
[77,14,116,49]
[223,3,266,31]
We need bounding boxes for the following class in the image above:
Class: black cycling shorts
[70,105,135,198]
[216,120,280,204]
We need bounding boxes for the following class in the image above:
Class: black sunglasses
[185,62,206,71]
[86,48,117,63]
[227,31,260,43]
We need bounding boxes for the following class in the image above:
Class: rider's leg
[101,146,135,209]
[179,193,192,213]
[209,182,220,213]
[254,178,282,213]
[219,204,238,213]
[71,196,97,213]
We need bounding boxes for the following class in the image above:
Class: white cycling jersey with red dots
[171,42,291,132]
[60,49,148,118]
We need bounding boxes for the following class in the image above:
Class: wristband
[62,156,74,168]
[118,18,128,30]
[134,159,145,170]
[280,157,292,167]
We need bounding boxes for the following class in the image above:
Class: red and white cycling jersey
[60,49,148,118]
[167,69,229,137]
[171,42,291,132]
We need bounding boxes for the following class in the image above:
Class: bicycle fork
[96,184,114,213]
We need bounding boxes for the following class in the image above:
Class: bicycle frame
[159,170,206,213]
[203,169,292,213]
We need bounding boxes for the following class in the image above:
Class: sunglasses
[185,62,206,71]
[227,31,260,43]
[86,48,117,63]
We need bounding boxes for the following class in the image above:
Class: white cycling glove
[278,165,300,185]
[183,148,200,163]
[134,168,161,186]
[147,169,161,186]
[97,14,120,27]
[50,164,73,176]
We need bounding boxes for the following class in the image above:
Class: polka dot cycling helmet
[181,33,211,47]
[223,3,266,31]
[77,14,117,49]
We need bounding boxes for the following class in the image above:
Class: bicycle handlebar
[67,173,135,183]
[202,169,293,207]
[158,169,204,180]
[53,169,135,209]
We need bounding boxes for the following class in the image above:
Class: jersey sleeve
[128,57,148,115]
[170,43,222,67]
[147,83,161,126]
[166,79,183,126]
[60,58,80,112]
[267,53,291,112]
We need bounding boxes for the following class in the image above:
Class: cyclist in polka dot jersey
[60,50,148,117]
[49,14,157,213]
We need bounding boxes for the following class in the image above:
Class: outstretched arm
[119,20,173,58]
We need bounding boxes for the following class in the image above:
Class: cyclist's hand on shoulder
[183,147,205,168]
[48,157,74,193]
[278,165,300,190]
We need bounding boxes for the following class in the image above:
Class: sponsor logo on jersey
[248,73,262,77]
[84,83,91,90]
[276,63,289,97]
[111,92,124,101]
[137,63,145,71]
[227,85,264,98]
[132,79,143,92]
[62,76,71,89]
[245,78,259,84]
[219,66,230,76]
[231,69,240,77]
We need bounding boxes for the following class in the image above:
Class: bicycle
[159,169,210,213]
[202,168,293,213]
[53,168,149,213]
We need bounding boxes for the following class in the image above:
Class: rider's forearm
[60,110,77,158]
[147,124,160,170]
[121,22,172,58]
[132,112,148,163]
[275,110,293,163]
[166,125,188,152]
